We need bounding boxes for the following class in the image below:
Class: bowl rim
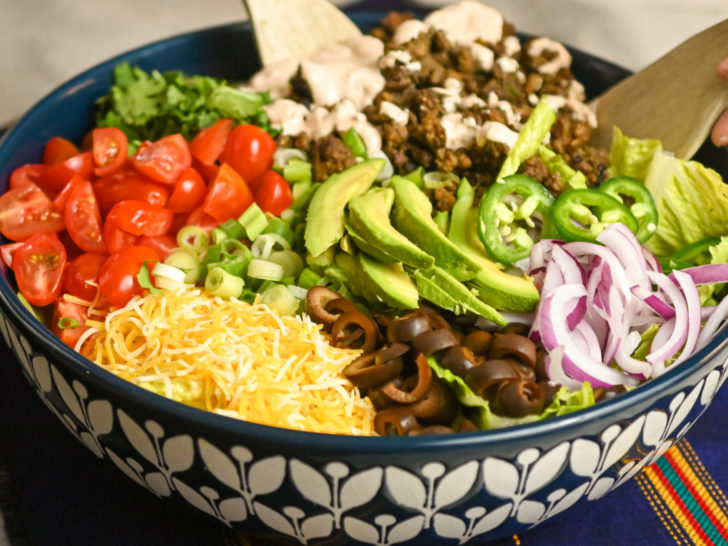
[1,19,727,454]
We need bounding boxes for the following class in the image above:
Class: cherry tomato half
[36,152,94,196]
[92,127,129,177]
[138,234,177,261]
[65,180,106,254]
[93,169,170,216]
[131,134,191,184]
[103,220,139,254]
[51,300,89,348]
[166,167,207,213]
[0,242,23,269]
[189,118,233,166]
[184,206,219,232]
[253,170,293,217]
[63,252,107,301]
[98,245,160,307]
[106,200,173,237]
[0,182,65,241]
[52,174,84,212]
[202,163,254,222]
[218,124,275,186]
[13,231,67,307]
[9,164,49,190]
[42,137,80,166]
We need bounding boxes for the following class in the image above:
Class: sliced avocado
[390,176,481,281]
[348,187,435,269]
[448,180,540,313]
[335,252,419,310]
[304,159,385,258]
[413,266,505,325]
[343,218,399,264]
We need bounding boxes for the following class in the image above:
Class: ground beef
[274,11,610,207]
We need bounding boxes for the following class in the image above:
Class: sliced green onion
[370,149,394,181]
[238,203,268,241]
[291,179,312,200]
[260,284,300,316]
[261,218,296,246]
[240,288,258,304]
[423,170,459,189]
[286,284,308,300]
[266,249,304,278]
[152,262,187,290]
[291,182,320,212]
[165,249,201,283]
[220,218,246,240]
[205,267,245,299]
[297,267,323,290]
[205,257,246,278]
[247,258,284,281]
[280,208,296,222]
[251,233,291,258]
[177,225,210,255]
[211,227,228,245]
[273,147,308,169]
[342,127,368,158]
[221,238,252,260]
[403,166,425,187]
[58,317,80,330]
[283,159,312,183]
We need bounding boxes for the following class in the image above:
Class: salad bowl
[1,12,727,545]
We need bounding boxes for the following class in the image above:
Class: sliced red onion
[697,294,728,348]
[544,345,583,391]
[564,241,632,299]
[572,321,602,362]
[543,245,587,328]
[645,271,688,368]
[631,284,676,320]
[669,264,728,286]
[671,270,702,365]
[537,284,637,387]
[597,222,651,290]
[613,330,652,378]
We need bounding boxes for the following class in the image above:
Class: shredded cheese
[78,287,376,435]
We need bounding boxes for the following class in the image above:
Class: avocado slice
[390,176,481,281]
[343,217,399,264]
[304,159,385,258]
[348,187,435,269]
[448,180,540,313]
[336,252,419,310]
[413,266,505,326]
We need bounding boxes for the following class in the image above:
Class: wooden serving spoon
[242,0,728,160]
[241,0,362,67]
[588,17,728,159]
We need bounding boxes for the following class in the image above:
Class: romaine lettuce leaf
[609,126,662,181]
[497,101,556,180]
[609,127,728,256]
[427,356,595,430]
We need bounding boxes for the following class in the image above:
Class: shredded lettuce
[609,127,728,257]
[138,379,206,409]
[95,62,272,151]
[427,356,595,430]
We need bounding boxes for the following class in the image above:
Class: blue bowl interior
[0,14,727,454]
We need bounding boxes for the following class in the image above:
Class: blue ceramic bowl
[1,14,727,545]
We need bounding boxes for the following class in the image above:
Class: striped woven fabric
[636,441,728,546]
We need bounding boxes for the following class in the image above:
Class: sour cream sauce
[250,35,385,153]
